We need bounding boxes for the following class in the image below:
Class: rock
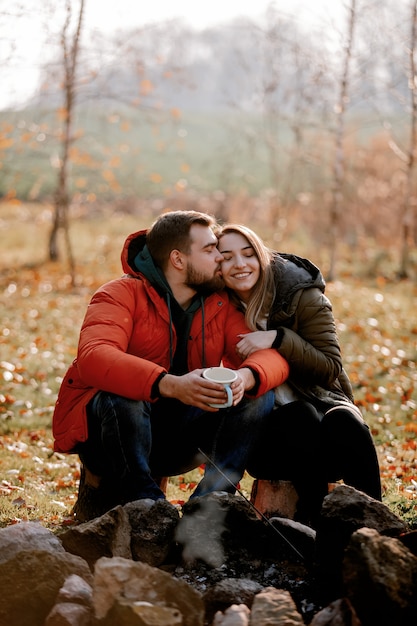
[177,492,308,567]
[318,485,408,536]
[0,549,92,626]
[97,600,183,625]
[59,505,131,568]
[310,598,361,625]
[250,587,304,625]
[53,574,93,606]
[45,577,94,626]
[124,498,180,566]
[213,603,250,625]
[0,521,64,562]
[92,556,205,626]
[343,527,417,626]
[2,484,414,626]
[44,602,92,626]
[203,578,263,624]
[315,485,408,602]
[269,516,316,562]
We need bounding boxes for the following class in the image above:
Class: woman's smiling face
[218,232,260,302]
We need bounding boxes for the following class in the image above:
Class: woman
[218,224,382,522]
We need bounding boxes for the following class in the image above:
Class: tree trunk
[398,0,417,279]
[327,0,356,281]
[48,0,85,285]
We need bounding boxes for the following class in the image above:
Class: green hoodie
[134,244,204,374]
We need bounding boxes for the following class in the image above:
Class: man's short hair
[147,210,217,268]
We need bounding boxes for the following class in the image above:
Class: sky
[83,0,343,33]
[0,0,345,110]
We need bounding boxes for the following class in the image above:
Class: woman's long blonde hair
[218,224,277,331]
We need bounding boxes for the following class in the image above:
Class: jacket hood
[121,229,171,295]
[271,253,326,313]
[121,229,147,274]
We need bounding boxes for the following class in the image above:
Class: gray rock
[213,603,250,625]
[310,598,361,625]
[44,602,92,626]
[315,484,408,602]
[59,505,131,568]
[0,521,64,563]
[0,549,92,626]
[55,574,93,606]
[124,498,180,566]
[269,516,316,562]
[203,578,263,625]
[343,527,417,626]
[92,556,204,626]
[2,484,414,626]
[250,587,304,625]
[319,485,408,536]
[97,600,184,625]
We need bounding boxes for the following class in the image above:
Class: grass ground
[1,202,416,529]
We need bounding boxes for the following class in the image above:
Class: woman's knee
[273,401,321,437]
[321,406,369,438]
[320,407,378,464]
[246,401,321,478]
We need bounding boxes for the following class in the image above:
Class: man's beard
[185,263,224,294]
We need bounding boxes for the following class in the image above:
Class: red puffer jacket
[52,230,289,453]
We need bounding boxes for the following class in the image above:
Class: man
[53,211,289,520]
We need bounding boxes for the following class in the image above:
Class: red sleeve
[76,279,164,401]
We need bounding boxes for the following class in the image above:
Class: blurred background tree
[0,0,416,279]
[49,0,85,281]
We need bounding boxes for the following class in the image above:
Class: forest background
[0,0,417,528]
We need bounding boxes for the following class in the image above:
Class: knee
[95,393,148,437]
[293,401,321,426]
[238,392,275,423]
[321,406,370,439]
[274,400,321,435]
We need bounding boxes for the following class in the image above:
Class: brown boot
[72,465,119,522]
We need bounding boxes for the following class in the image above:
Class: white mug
[202,367,238,408]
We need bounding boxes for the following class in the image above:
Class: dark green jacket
[268,253,357,414]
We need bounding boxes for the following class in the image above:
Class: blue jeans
[77,390,274,503]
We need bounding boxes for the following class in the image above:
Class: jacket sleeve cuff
[272,327,284,350]
[245,367,260,396]
[151,371,167,399]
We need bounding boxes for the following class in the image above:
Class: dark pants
[76,390,274,503]
[320,406,382,500]
[247,400,382,517]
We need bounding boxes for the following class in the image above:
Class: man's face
[184,224,225,293]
